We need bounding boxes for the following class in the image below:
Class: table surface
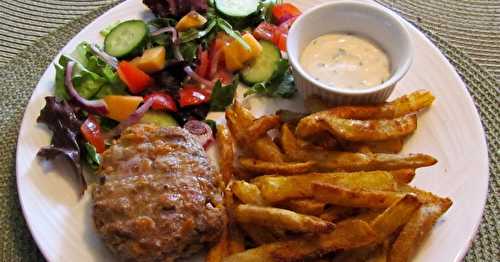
[0,0,498,261]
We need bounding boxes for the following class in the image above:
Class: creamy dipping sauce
[300,33,391,89]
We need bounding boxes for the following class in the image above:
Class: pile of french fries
[209,90,452,262]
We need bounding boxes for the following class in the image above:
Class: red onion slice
[105,98,154,138]
[184,120,213,149]
[151,26,178,43]
[184,66,214,87]
[65,61,109,115]
[89,44,118,69]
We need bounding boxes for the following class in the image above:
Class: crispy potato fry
[370,194,422,242]
[234,204,335,233]
[217,124,235,184]
[389,201,452,262]
[279,199,326,216]
[226,102,285,162]
[246,115,281,141]
[206,226,229,262]
[231,180,267,206]
[223,219,377,262]
[343,138,404,154]
[253,137,285,162]
[398,184,453,207]
[254,171,398,203]
[240,223,278,245]
[313,183,405,208]
[348,208,385,223]
[239,158,316,175]
[296,90,435,137]
[332,240,391,262]
[320,206,357,222]
[270,219,377,261]
[281,124,437,171]
[318,114,418,142]
[390,169,416,184]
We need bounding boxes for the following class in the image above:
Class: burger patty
[92,124,225,261]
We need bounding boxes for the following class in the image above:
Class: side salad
[37,0,302,193]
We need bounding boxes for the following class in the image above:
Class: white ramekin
[287,0,413,105]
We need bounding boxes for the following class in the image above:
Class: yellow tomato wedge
[224,47,245,71]
[104,95,143,121]
[175,11,207,32]
[129,46,166,74]
[224,33,263,71]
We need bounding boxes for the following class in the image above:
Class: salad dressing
[300,33,390,89]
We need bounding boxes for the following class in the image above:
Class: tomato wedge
[209,38,226,78]
[212,69,233,85]
[81,115,105,153]
[179,85,210,107]
[253,22,276,42]
[195,50,210,79]
[272,3,301,24]
[117,61,153,94]
[145,92,178,112]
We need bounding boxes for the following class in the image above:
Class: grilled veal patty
[92,124,225,261]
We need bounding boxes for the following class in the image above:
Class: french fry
[332,240,390,262]
[253,137,285,162]
[388,201,452,262]
[227,102,285,162]
[311,152,437,172]
[347,208,385,223]
[296,90,435,138]
[281,124,437,171]
[246,115,281,141]
[231,180,267,206]
[240,223,278,245]
[343,138,404,154]
[320,206,357,222]
[318,114,418,142]
[390,169,416,184]
[254,171,398,203]
[279,199,326,216]
[312,183,405,208]
[398,184,453,207]
[239,158,316,175]
[206,226,229,262]
[234,204,335,233]
[223,219,377,262]
[217,124,235,184]
[370,194,422,242]
[270,219,377,261]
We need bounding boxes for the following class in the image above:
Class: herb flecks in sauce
[300,33,390,89]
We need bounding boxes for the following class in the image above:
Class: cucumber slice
[215,0,259,18]
[104,20,148,58]
[241,41,281,84]
[139,111,178,128]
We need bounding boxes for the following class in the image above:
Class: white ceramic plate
[16,0,489,261]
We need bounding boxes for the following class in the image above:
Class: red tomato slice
[253,22,277,41]
[179,85,210,107]
[144,92,178,112]
[272,3,301,24]
[80,115,105,153]
[195,50,210,78]
[213,69,233,85]
[117,61,153,94]
[209,38,226,78]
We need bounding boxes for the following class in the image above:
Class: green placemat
[0,1,498,261]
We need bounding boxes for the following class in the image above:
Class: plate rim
[15,0,490,261]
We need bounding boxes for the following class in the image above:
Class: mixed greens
[37,0,302,192]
